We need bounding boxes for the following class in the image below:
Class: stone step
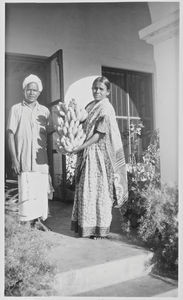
[45,201,178,297]
[48,233,153,296]
[74,274,178,297]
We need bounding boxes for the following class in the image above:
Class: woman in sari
[71,76,128,239]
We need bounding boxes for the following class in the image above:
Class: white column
[139,10,179,185]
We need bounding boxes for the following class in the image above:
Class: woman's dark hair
[92,76,111,91]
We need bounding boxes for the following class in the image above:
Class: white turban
[22,74,43,92]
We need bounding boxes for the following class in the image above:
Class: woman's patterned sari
[71,98,128,237]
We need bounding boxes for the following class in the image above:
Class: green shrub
[5,213,59,296]
[120,129,161,233]
[138,184,178,278]
[5,180,19,216]
[5,183,59,296]
[120,128,178,279]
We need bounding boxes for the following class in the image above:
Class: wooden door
[102,67,154,162]
[45,50,66,199]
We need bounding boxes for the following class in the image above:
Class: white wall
[6,2,154,105]
[155,36,179,184]
[148,2,179,23]
[140,4,179,185]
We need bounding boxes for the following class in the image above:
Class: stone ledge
[139,10,179,45]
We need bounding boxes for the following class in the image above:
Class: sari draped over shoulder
[71,98,128,237]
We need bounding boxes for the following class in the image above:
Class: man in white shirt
[7,74,53,230]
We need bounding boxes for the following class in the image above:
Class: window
[102,67,153,162]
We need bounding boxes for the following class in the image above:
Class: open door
[46,49,66,200]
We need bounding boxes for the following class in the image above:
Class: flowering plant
[120,129,161,231]
[127,128,160,189]
[122,120,144,163]
[65,154,77,189]
[129,120,144,157]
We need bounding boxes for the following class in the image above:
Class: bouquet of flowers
[55,99,88,153]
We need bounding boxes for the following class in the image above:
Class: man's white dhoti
[18,172,49,222]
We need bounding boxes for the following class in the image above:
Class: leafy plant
[5,180,19,215]
[120,128,178,279]
[5,181,59,296]
[138,184,178,278]
[66,153,77,190]
[120,129,161,233]
[5,215,58,296]
[122,119,144,163]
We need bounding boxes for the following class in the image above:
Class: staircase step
[152,288,178,297]
[48,233,153,296]
[74,274,178,297]
[45,201,177,297]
